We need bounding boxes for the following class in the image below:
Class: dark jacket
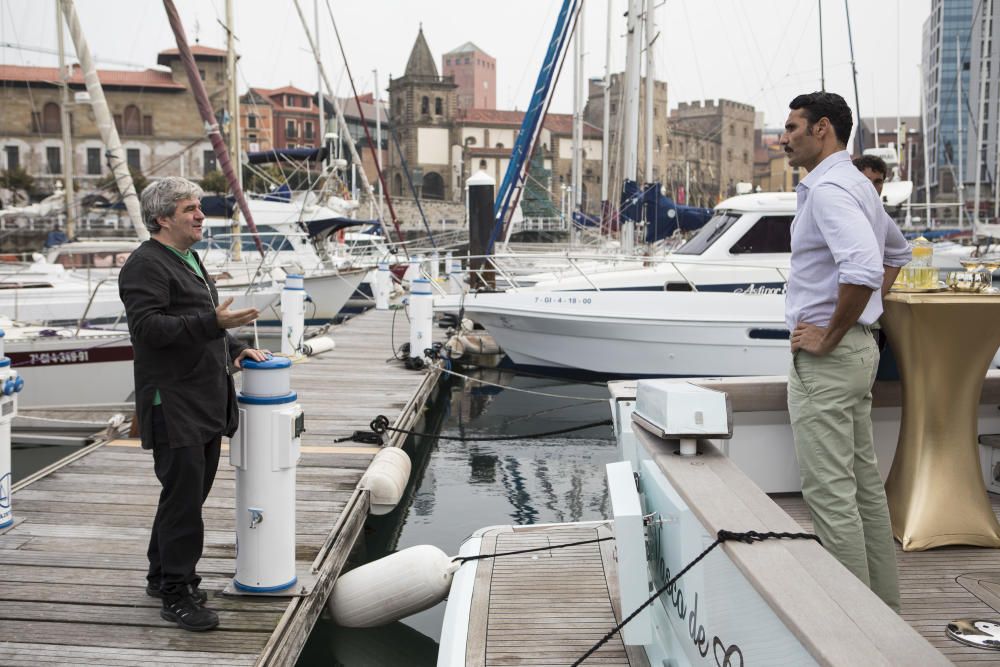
[119,239,247,449]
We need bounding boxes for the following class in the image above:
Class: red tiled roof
[458,108,600,137]
[260,85,312,97]
[0,64,185,90]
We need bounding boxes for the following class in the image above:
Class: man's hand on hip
[790,322,836,356]
[216,297,259,329]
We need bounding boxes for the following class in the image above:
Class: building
[0,45,228,193]
[239,89,274,154]
[249,86,321,150]
[667,99,755,206]
[965,0,1000,211]
[442,42,496,111]
[922,0,973,207]
[387,28,603,216]
[584,73,670,193]
[318,92,389,186]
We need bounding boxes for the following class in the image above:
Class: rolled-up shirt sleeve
[882,211,913,267]
[810,183,883,290]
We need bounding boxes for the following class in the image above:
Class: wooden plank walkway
[774,493,1000,665]
[0,307,443,666]
[464,523,648,667]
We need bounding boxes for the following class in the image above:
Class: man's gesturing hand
[216,296,259,329]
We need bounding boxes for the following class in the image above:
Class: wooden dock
[463,523,647,667]
[0,307,443,666]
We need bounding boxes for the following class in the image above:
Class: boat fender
[443,335,466,360]
[360,447,411,515]
[3,378,14,396]
[302,335,336,356]
[458,334,500,355]
[328,544,459,628]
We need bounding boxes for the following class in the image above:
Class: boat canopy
[246,147,329,165]
[620,180,714,243]
[305,217,377,241]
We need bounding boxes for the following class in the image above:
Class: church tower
[387,26,458,202]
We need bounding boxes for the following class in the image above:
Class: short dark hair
[789,92,853,146]
[853,154,888,177]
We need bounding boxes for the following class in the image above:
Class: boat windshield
[673,212,741,255]
[193,225,294,252]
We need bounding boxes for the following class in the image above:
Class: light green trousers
[787,324,901,612]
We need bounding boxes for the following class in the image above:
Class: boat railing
[420,251,791,296]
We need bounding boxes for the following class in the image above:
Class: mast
[818,0,825,90]
[59,0,147,240]
[373,68,383,222]
[957,35,965,231]
[600,0,611,214]
[973,0,993,231]
[572,0,584,226]
[314,0,326,172]
[56,0,75,237]
[844,0,864,151]
[225,0,241,261]
[920,62,932,227]
[622,0,642,254]
[644,0,655,182]
[162,0,264,255]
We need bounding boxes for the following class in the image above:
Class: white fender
[360,446,411,515]
[302,335,336,356]
[328,544,458,628]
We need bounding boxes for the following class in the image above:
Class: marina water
[297,370,619,665]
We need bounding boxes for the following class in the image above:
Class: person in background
[853,154,888,197]
[119,177,267,632]
[780,92,911,612]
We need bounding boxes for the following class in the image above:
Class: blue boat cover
[620,180,714,243]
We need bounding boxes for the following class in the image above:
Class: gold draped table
[881,291,1000,551]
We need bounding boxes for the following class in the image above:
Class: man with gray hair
[119,176,266,631]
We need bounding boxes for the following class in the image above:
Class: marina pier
[0,307,443,665]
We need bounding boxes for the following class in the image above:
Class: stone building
[668,98,755,205]
[584,73,669,190]
[387,28,602,217]
[0,45,228,194]
[442,42,496,111]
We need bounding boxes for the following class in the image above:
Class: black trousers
[146,405,221,602]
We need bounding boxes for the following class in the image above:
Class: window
[743,151,749,164]
[393,173,403,196]
[479,159,487,169]
[143,115,153,135]
[286,119,297,138]
[248,114,258,129]
[445,58,451,65]
[304,121,314,140]
[729,215,793,254]
[203,150,217,175]
[421,96,430,114]
[421,171,445,199]
[122,105,141,135]
[729,124,735,136]
[435,97,443,115]
[4,146,19,171]
[87,147,101,175]
[464,57,470,64]
[675,213,740,255]
[126,148,140,171]
[42,102,61,133]
[46,146,61,174]
[215,71,224,84]
[198,69,206,81]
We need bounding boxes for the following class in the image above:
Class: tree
[0,167,35,194]
[200,170,228,193]
[97,166,148,195]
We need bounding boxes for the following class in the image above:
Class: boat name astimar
[733,283,787,295]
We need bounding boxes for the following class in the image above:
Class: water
[296,369,620,666]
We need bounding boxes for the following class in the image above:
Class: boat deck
[774,493,1000,665]
[462,523,648,667]
[0,307,443,665]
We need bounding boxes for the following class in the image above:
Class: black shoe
[147,582,208,605]
[160,595,219,632]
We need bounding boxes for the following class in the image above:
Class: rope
[334,414,612,445]
[453,536,613,564]
[436,365,604,401]
[572,529,820,666]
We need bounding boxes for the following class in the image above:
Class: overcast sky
[1,0,929,130]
